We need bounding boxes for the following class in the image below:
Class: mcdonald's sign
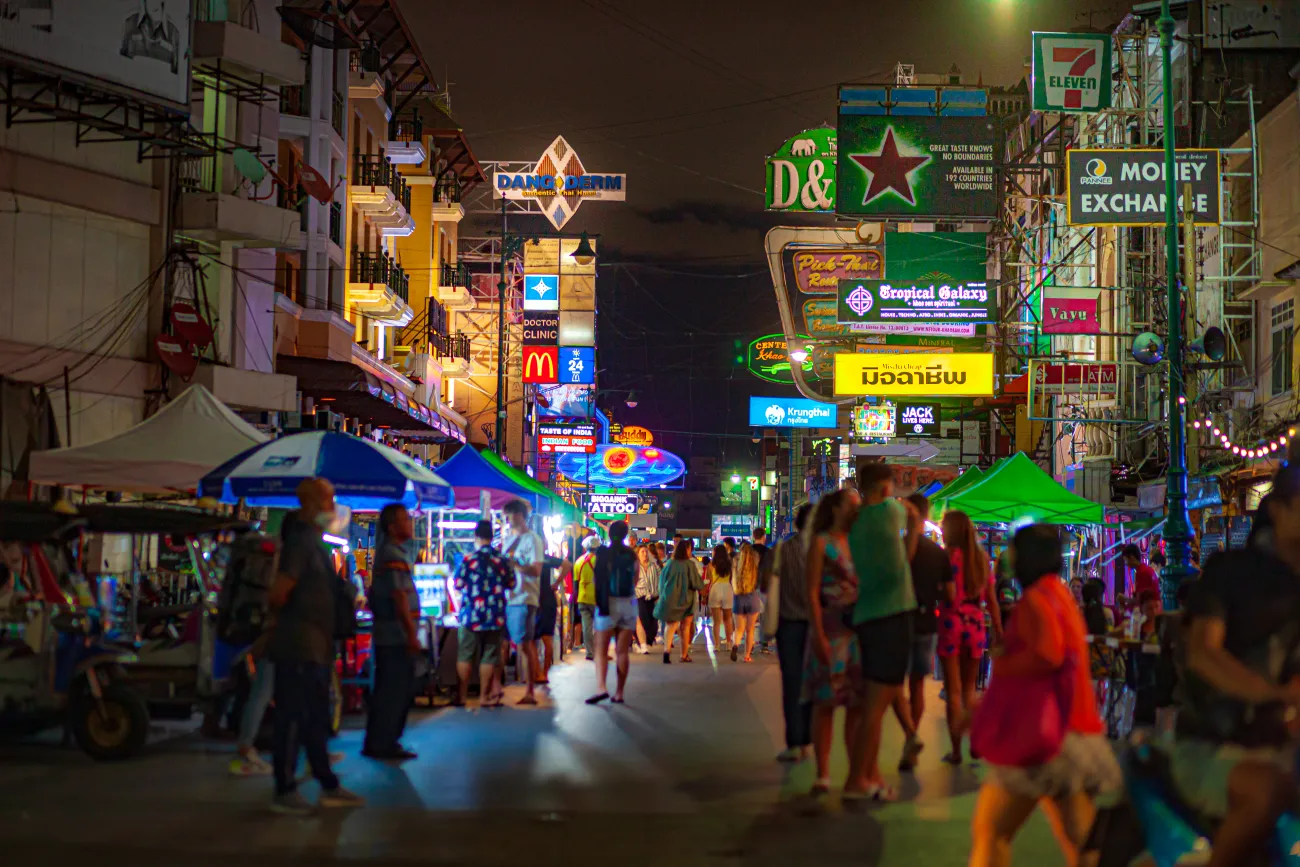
[523,346,558,384]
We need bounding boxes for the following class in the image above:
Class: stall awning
[277,355,462,443]
[941,453,1104,525]
[435,444,544,510]
[480,449,581,523]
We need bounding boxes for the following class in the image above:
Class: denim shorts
[908,631,937,679]
[506,604,538,644]
[594,595,637,632]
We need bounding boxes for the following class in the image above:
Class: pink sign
[1042,289,1100,334]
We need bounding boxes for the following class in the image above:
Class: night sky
[401,0,1120,464]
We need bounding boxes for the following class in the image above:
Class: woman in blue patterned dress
[802,487,864,796]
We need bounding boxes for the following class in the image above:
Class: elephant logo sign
[764,404,786,426]
[790,138,817,157]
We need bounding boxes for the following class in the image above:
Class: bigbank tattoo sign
[494,136,626,229]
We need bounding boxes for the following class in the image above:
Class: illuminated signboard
[837,279,993,324]
[523,346,558,383]
[536,384,594,418]
[746,333,819,383]
[613,425,654,446]
[896,402,942,436]
[833,352,995,397]
[538,422,596,454]
[583,492,642,515]
[1032,32,1113,113]
[853,404,896,438]
[556,445,686,489]
[559,346,595,384]
[523,313,559,345]
[493,136,627,229]
[523,274,559,311]
[766,127,836,213]
[792,248,883,295]
[748,396,836,429]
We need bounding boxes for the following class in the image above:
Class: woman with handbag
[968,524,1121,867]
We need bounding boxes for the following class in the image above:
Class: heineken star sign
[766,127,836,212]
[836,116,998,219]
[1032,32,1112,113]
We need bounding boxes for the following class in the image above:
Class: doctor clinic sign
[766,128,836,213]
[1032,32,1112,112]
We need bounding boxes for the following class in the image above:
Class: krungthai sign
[766,127,836,212]
[1066,149,1222,226]
[793,248,883,295]
[833,353,995,397]
[494,136,626,229]
[1032,32,1113,113]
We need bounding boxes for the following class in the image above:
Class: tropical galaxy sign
[836,116,998,219]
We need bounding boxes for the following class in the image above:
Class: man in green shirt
[847,462,920,800]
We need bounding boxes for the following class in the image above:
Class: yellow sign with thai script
[833,353,995,397]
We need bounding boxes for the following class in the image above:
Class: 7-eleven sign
[1032,32,1112,113]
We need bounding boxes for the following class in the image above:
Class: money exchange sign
[1066,149,1222,226]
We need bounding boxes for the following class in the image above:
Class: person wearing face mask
[266,478,364,815]
[362,503,421,761]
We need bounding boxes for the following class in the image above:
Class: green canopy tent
[941,453,1104,525]
[930,465,985,512]
[480,449,586,524]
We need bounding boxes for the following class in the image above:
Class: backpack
[216,533,280,646]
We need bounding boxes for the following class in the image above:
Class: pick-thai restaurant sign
[833,353,995,397]
[837,116,998,219]
[803,298,978,339]
[1066,149,1221,226]
[793,248,883,295]
[837,279,993,324]
[1042,288,1101,335]
[766,127,836,212]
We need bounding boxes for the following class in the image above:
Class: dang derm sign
[748,396,836,429]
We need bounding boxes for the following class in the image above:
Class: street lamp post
[1159,0,1195,605]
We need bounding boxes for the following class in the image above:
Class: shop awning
[480,449,582,523]
[940,453,1104,525]
[276,355,463,443]
[435,444,545,510]
[930,465,985,510]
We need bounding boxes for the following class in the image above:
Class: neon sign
[493,136,627,229]
[556,444,686,489]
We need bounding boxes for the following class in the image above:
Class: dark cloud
[636,199,782,232]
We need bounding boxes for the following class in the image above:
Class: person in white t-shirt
[500,498,544,706]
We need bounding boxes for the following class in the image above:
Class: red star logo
[849,127,931,207]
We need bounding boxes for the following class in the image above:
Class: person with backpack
[586,521,639,705]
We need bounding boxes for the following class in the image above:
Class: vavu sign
[766,127,836,212]
[833,352,995,397]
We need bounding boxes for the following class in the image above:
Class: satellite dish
[1132,331,1165,366]
[1189,326,1227,362]
[231,148,268,185]
[299,163,333,203]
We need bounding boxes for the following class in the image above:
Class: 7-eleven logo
[1039,35,1108,111]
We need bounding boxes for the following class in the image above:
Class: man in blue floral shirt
[452,519,515,707]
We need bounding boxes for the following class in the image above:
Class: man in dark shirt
[267,478,363,814]
[1169,474,1300,867]
[362,503,420,761]
[895,494,953,772]
[770,504,813,762]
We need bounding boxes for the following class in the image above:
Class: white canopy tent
[29,385,269,493]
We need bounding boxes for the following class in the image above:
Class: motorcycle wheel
[71,681,150,761]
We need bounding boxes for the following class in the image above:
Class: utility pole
[1160,0,1195,606]
[1183,182,1199,478]
[495,194,507,456]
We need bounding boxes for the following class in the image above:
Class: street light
[789,345,809,363]
[625,390,638,408]
[730,473,741,484]
[570,232,597,266]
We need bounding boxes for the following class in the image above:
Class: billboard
[560,275,595,310]
[1205,1,1300,49]
[1032,32,1113,112]
[1066,149,1222,226]
[523,346,558,384]
[748,396,836,429]
[1042,288,1101,335]
[837,279,993,324]
[522,313,559,345]
[853,405,896,438]
[0,0,193,109]
[803,298,978,340]
[536,384,595,418]
[897,402,942,436]
[885,231,987,282]
[1030,360,1119,395]
[559,311,595,346]
[612,425,654,446]
[833,353,995,397]
[766,127,836,212]
[837,116,998,219]
[537,422,597,454]
[559,346,595,385]
[493,136,626,229]
[747,333,819,384]
[556,445,687,488]
[793,248,883,295]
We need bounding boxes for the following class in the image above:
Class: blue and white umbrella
[200,431,452,511]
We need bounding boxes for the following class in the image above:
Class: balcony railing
[352,251,409,304]
[178,154,217,193]
[388,112,423,143]
[430,332,471,362]
[439,262,470,288]
[426,298,449,336]
[331,91,344,136]
[280,85,306,117]
[434,176,461,206]
[353,154,411,212]
[329,201,342,246]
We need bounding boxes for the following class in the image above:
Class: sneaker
[319,786,366,808]
[270,791,314,816]
[230,754,273,776]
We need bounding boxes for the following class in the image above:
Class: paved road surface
[0,642,1064,866]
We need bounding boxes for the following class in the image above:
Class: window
[1271,298,1294,396]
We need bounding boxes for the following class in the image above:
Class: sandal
[742,655,753,663]
[584,692,609,705]
[480,696,504,709]
[942,752,963,765]
[869,783,898,802]
[516,695,538,706]
[611,696,625,704]
[810,778,831,796]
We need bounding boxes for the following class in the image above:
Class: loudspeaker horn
[1188,326,1227,362]
[1132,331,1165,366]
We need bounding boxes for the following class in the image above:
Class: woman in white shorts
[707,544,734,652]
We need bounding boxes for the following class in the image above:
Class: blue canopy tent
[433,444,545,511]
